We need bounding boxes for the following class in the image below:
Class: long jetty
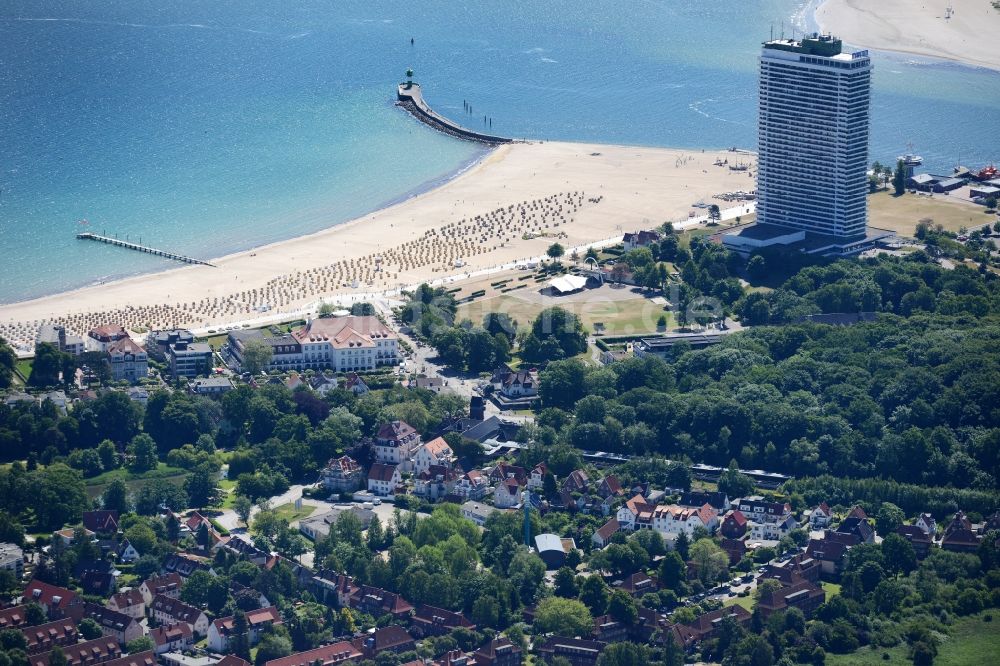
[76,232,216,267]
[396,82,514,145]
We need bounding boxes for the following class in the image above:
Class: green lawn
[84,463,187,500]
[724,594,755,612]
[14,359,32,382]
[272,502,317,524]
[822,581,842,598]
[825,613,1000,666]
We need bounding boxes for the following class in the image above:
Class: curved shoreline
[814,0,1000,73]
[0,141,759,351]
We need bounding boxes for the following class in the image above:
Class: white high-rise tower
[756,34,871,241]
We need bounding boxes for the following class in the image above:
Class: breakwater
[76,232,216,267]
[396,83,513,145]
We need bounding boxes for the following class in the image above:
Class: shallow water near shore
[1,0,998,304]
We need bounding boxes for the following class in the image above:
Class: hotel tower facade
[756,34,872,241]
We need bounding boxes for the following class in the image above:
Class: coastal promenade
[396,83,513,145]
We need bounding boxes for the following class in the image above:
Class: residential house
[106,589,145,619]
[367,463,401,497]
[679,491,730,515]
[149,595,210,636]
[343,373,370,395]
[21,580,81,619]
[102,653,156,666]
[472,638,522,666]
[216,656,252,666]
[808,502,834,528]
[617,495,655,532]
[21,618,78,654]
[373,421,420,466]
[106,338,149,382]
[836,516,874,544]
[115,539,139,563]
[748,514,798,541]
[494,368,539,401]
[29,636,121,666]
[562,469,590,494]
[0,543,24,578]
[682,605,752,644]
[493,478,522,509]
[527,463,548,491]
[208,607,282,654]
[756,581,825,619]
[489,462,528,487]
[353,626,415,659]
[941,511,982,553]
[453,470,488,501]
[190,377,234,395]
[309,374,339,397]
[87,324,129,352]
[53,528,95,546]
[806,531,858,579]
[535,637,607,666]
[82,511,120,534]
[162,552,213,577]
[263,643,363,666]
[37,324,85,356]
[221,536,270,566]
[413,465,461,502]
[597,475,623,499]
[71,602,144,645]
[410,605,475,638]
[139,573,183,604]
[320,456,365,493]
[592,518,622,549]
[412,437,455,475]
[349,585,414,619]
[623,230,661,251]
[150,623,194,655]
[299,507,374,541]
[896,525,933,559]
[80,570,116,597]
[916,513,937,536]
[308,571,357,608]
[460,501,498,527]
[0,605,31,629]
[762,553,821,586]
[651,503,718,539]
[720,510,748,539]
[617,572,658,598]
[735,497,791,524]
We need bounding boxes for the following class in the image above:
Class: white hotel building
[226,315,398,373]
[726,34,881,256]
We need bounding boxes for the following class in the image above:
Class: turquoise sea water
[2,0,998,304]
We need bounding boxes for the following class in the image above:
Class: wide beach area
[0,141,757,351]
[815,0,1000,71]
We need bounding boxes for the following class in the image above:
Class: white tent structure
[548,274,588,294]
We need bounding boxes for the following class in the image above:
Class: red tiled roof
[264,642,362,666]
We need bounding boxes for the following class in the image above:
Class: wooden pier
[76,232,216,267]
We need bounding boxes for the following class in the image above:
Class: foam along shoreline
[815,0,1000,72]
[0,141,759,351]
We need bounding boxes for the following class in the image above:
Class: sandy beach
[0,141,756,351]
[815,0,1000,71]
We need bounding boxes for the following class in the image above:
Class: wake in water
[1,16,292,38]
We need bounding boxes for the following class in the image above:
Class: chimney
[470,396,485,421]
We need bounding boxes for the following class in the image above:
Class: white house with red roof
[808,502,834,528]
[411,437,455,475]
[617,494,656,531]
[367,464,401,497]
[208,607,282,654]
[343,373,370,395]
[320,456,365,493]
[290,316,398,372]
[86,324,129,352]
[527,463,548,491]
[107,338,148,382]
[623,230,662,251]
[493,478,522,509]
[652,503,719,539]
[373,421,420,465]
[453,469,488,500]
